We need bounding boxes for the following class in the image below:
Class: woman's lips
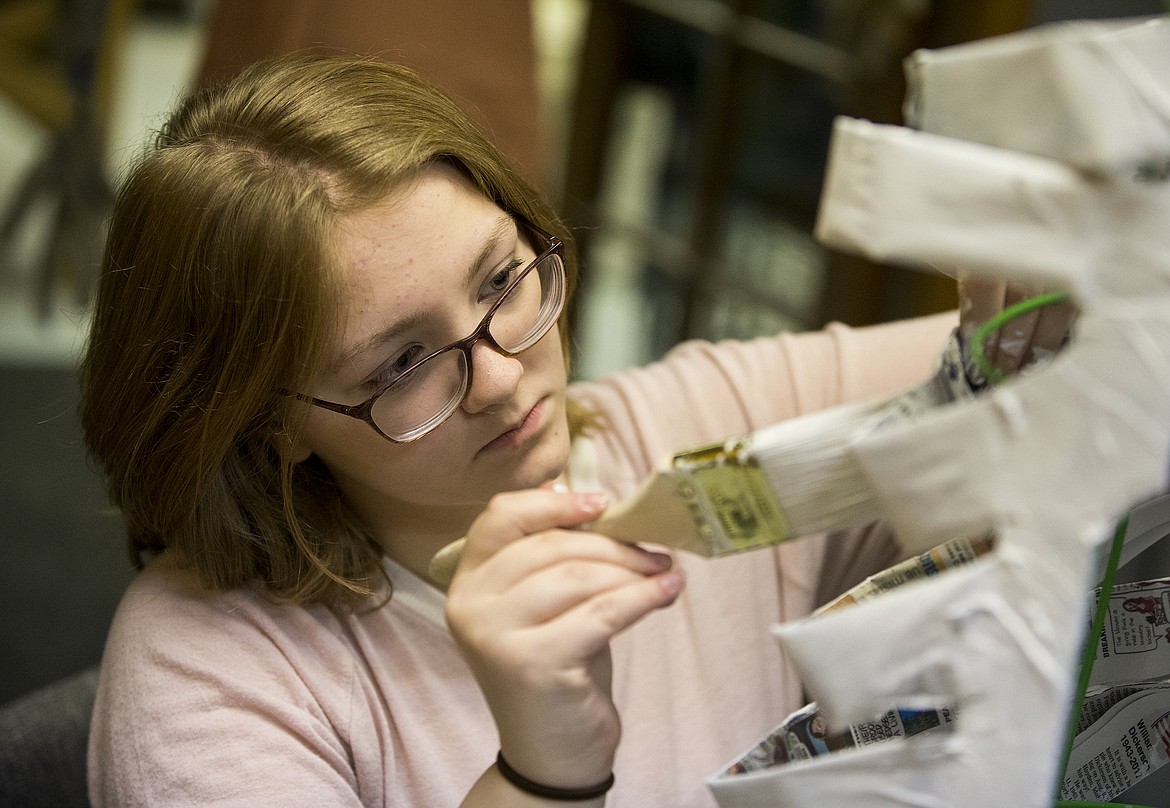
[479,397,549,455]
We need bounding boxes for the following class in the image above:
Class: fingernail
[645,551,672,569]
[658,570,684,597]
[542,479,570,493]
[578,491,609,514]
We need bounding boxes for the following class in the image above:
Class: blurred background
[0,0,1165,714]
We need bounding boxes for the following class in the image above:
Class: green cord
[1051,519,1153,808]
[969,291,1071,385]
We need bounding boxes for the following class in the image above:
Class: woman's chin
[499,424,572,495]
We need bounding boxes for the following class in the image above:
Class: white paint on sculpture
[708,16,1170,808]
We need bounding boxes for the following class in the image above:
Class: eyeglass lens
[369,249,565,441]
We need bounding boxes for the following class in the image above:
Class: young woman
[80,55,1055,807]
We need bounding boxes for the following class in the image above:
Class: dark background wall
[0,366,133,704]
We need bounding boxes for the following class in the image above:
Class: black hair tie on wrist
[495,751,615,802]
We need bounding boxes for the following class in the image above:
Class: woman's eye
[367,345,423,389]
[482,258,523,300]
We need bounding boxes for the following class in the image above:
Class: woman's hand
[957,270,1077,382]
[444,487,684,791]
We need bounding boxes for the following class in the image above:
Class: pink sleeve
[570,311,957,492]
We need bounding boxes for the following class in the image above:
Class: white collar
[382,556,447,629]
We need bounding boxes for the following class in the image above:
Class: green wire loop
[969,291,1071,386]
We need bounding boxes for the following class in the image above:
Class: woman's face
[296,164,571,538]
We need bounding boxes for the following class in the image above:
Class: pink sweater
[89,312,954,807]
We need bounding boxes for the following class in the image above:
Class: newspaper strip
[1077,679,1170,736]
[1060,684,1170,802]
[716,534,987,778]
[1089,577,1170,686]
[814,533,994,616]
[1117,493,1170,572]
[718,702,958,777]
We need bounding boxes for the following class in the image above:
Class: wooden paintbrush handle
[428,537,466,587]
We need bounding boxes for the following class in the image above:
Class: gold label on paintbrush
[670,438,790,555]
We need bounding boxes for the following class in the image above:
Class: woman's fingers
[471,528,671,594]
[447,488,685,661]
[457,488,608,572]
[454,555,684,674]
[957,269,1076,379]
[448,527,682,651]
[522,568,685,661]
[491,540,675,624]
[957,272,1004,345]
[994,282,1041,375]
[1029,295,1077,363]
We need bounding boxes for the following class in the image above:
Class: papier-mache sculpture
[707,16,1170,808]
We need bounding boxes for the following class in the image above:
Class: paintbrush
[428,341,970,586]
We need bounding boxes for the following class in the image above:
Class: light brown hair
[79,55,582,604]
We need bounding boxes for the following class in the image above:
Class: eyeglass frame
[288,222,566,443]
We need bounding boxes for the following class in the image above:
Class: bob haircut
[79,55,582,605]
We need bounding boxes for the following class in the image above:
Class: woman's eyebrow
[330,311,428,376]
[464,215,518,287]
[330,215,518,376]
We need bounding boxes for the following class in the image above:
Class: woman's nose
[460,339,523,414]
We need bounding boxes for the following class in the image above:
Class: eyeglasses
[294,224,566,443]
